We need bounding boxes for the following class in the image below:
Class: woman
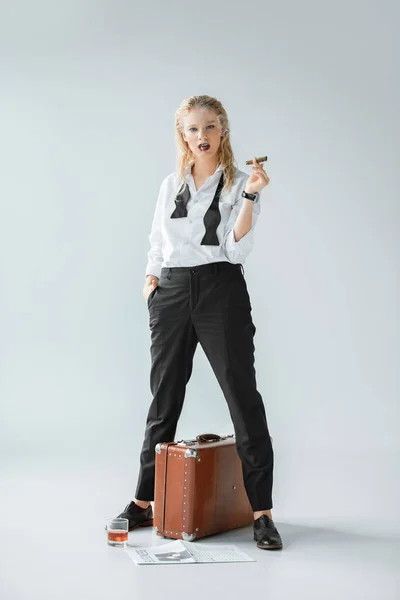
[114,95,283,550]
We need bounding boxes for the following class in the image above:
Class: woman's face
[182,107,223,161]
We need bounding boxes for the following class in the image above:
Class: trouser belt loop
[214,263,219,276]
[167,268,172,280]
[240,263,245,275]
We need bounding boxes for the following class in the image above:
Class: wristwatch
[241,190,259,202]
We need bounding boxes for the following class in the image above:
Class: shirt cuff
[145,263,162,279]
[224,227,254,260]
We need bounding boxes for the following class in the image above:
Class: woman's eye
[188,125,215,132]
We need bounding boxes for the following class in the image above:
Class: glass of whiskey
[106,517,129,547]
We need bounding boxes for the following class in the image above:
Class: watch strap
[242,190,259,202]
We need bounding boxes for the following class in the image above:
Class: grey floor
[1,460,399,600]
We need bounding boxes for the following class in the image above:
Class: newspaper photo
[125,539,256,566]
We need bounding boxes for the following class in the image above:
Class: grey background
[0,1,399,598]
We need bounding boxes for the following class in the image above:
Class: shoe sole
[128,519,154,532]
[256,542,283,550]
[254,534,283,550]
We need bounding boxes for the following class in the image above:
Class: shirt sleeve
[222,185,262,264]
[145,178,167,279]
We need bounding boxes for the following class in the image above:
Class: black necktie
[170,173,224,246]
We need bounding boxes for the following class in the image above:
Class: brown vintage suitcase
[153,433,254,541]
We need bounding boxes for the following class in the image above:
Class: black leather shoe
[253,514,283,550]
[108,501,153,532]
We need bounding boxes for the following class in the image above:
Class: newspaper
[125,539,255,565]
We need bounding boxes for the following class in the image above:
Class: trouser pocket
[147,286,158,308]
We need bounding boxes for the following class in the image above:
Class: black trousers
[134,260,274,511]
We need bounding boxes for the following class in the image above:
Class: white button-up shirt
[145,164,261,279]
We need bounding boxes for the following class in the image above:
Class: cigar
[245,155,268,165]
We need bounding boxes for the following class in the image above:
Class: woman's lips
[198,143,210,151]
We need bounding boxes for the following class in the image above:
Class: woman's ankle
[133,498,150,509]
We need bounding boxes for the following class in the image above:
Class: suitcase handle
[196,433,223,443]
[176,434,235,445]
[195,433,272,444]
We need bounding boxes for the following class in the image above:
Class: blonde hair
[174,95,237,196]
